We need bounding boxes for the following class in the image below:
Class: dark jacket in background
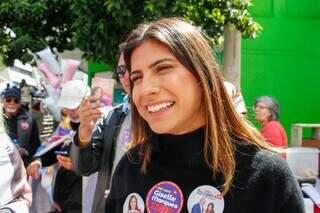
[71,105,126,213]
[4,108,41,166]
[39,122,82,213]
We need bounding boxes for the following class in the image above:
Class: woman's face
[130,39,205,135]
[63,107,80,123]
[130,197,137,209]
[254,101,271,124]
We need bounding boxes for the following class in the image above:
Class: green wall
[87,61,111,86]
[241,0,320,142]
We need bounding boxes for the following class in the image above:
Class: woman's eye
[157,65,172,72]
[130,75,142,83]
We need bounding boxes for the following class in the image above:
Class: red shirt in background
[260,120,288,148]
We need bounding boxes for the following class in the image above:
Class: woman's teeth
[147,102,174,113]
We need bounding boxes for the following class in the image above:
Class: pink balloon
[36,47,61,74]
[38,62,60,90]
[61,59,80,83]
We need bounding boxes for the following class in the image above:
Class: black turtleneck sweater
[105,128,304,213]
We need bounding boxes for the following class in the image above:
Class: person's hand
[57,155,73,170]
[78,95,102,146]
[17,146,29,157]
[26,160,41,179]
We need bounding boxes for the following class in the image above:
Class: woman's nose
[144,84,160,97]
[141,78,160,97]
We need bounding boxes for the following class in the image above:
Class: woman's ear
[267,109,273,119]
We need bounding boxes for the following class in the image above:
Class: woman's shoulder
[234,144,304,211]
[126,143,143,161]
[113,144,143,175]
[109,144,144,203]
[236,143,291,175]
[236,143,299,192]
[253,149,288,171]
[264,120,283,129]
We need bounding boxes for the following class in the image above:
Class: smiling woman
[105,18,304,213]
[130,39,205,135]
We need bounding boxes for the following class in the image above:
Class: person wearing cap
[254,96,288,148]
[1,84,41,167]
[27,80,90,212]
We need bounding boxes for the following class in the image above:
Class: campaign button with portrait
[187,185,224,213]
[123,193,145,213]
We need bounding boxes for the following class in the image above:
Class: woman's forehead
[130,40,175,70]
[257,101,268,106]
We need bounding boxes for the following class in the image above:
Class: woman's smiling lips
[145,101,175,113]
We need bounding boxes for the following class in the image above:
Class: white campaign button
[123,193,145,213]
[187,185,224,213]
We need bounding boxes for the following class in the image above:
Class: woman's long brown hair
[123,18,273,194]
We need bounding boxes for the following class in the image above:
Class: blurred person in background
[224,81,247,117]
[71,48,131,213]
[0,103,32,212]
[1,84,41,167]
[27,80,90,212]
[254,96,288,148]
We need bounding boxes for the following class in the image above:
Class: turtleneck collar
[158,127,204,147]
[153,128,207,168]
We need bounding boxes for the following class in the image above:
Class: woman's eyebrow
[131,58,175,75]
[148,58,175,69]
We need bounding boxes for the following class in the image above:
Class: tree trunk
[223,24,241,89]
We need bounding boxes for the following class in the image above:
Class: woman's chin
[150,127,170,134]
[149,123,173,135]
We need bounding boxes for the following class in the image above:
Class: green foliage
[70,0,145,65]
[0,0,75,65]
[0,55,4,69]
[143,0,262,44]
[0,0,261,67]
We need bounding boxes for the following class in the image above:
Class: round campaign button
[146,181,184,213]
[187,185,224,213]
[123,193,145,213]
